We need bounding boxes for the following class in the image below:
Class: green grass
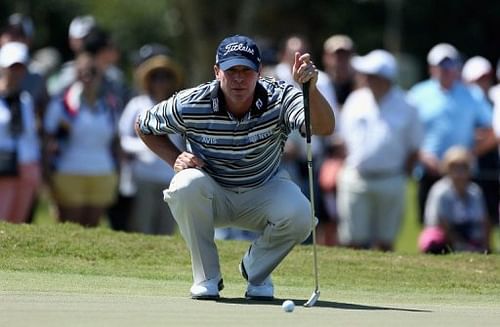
[32,181,423,252]
[2,221,500,327]
[1,222,499,301]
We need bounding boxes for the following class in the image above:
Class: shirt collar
[210,79,268,117]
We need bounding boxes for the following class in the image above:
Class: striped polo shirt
[138,76,305,189]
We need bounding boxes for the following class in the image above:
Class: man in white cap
[407,43,495,225]
[336,49,422,251]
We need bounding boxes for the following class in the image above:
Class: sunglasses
[149,70,176,83]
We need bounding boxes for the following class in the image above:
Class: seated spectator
[0,42,41,223]
[43,52,120,227]
[119,48,184,235]
[419,146,489,254]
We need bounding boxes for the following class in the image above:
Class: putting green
[1,271,498,327]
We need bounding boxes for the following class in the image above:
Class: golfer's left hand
[292,52,318,86]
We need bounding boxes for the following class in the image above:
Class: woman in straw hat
[118,49,185,235]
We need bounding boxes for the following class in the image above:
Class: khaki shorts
[51,173,118,207]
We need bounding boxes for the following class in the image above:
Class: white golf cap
[351,49,397,81]
[69,15,96,39]
[462,56,492,82]
[0,42,29,68]
[323,34,354,53]
[427,43,460,66]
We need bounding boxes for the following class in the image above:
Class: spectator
[1,13,50,124]
[80,26,131,230]
[336,50,422,251]
[418,146,489,254]
[315,34,356,245]
[47,15,96,96]
[43,52,120,227]
[118,48,184,235]
[322,34,356,108]
[0,13,34,47]
[317,135,346,246]
[1,14,50,223]
[461,56,500,235]
[82,26,129,103]
[269,35,336,206]
[407,43,495,225]
[0,42,41,223]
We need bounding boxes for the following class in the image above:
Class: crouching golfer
[136,35,334,300]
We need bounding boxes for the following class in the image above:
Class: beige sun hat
[135,54,184,92]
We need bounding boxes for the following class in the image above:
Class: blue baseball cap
[216,35,261,71]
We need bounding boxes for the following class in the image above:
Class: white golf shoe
[239,261,274,300]
[190,277,224,300]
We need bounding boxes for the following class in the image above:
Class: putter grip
[302,81,311,143]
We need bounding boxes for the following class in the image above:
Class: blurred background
[2,0,500,88]
[1,0,499,253]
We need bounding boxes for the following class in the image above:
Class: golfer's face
[216,65,259,104]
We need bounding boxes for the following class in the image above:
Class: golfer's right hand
[174,151,205,173]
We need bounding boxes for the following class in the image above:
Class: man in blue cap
[136,35,334,300]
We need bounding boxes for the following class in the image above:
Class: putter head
[303,290,320,307]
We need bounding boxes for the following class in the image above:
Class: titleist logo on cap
[216,35,261,71]
[224,42,255,56]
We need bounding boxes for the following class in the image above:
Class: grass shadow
[216,297,431,313]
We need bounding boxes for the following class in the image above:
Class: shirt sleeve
[470,86,493,127]
[424,180,448,226]
[406,103,424,151]
[43,97,64,134]
[281,83,305,135]
[136,94,186,136]
[18,92,40,163]
[119,97,147,155]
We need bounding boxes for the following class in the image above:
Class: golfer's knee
[277,203,311,243]
[167,168,211,198]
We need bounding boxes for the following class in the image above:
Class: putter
[302,81,320,308]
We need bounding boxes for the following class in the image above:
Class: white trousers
[163,168,311,285]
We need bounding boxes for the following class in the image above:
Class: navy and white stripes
[138,77,304,189]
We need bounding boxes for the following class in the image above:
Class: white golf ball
[282,300,295,312]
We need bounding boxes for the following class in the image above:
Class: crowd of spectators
[1,13,498,253]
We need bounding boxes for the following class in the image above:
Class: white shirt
[119,94,183,183]
[489,84,500,140]
[272,63,339,160]
[44,96,117,174]
[340,86,422,174]
[0,91,39,164]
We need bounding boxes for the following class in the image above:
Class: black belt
[358,170,402,179]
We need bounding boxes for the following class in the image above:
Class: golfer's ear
[214,65,220,79]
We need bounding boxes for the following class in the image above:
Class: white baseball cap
[427,43,460,66]
[351,49,397,81]
[462,56,492,82]
[68,15,96,39]
[0,42,29,68]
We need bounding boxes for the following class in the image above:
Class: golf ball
[282,300,295,312]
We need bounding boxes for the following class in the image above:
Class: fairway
[2,271,499,327]
[1,223,500,326]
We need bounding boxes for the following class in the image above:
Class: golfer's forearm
[309,87,335,135]
[135,126,181,167]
